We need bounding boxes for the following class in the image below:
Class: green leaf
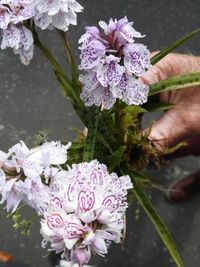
[96,133,114,154]
[34,129,52,146]
[107,145,126,172]
[149,72,200,96]
[129,170,184,267]
[7,208,32,236]
[144,102,175,112]
[151,27,200,65]
[98,111,119,149]
[53,70,75,102]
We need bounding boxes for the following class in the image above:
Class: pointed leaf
[149,72,200,96]
[143,102,175,112]
[151,27,200,65]
[34,129,52,146]
[126,170,184,267]
[107,146,126,172]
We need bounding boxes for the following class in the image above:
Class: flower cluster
[41,160,133,266]
[0,140,133,266]
[79,17,151,109]
[0,140,71,212]
[0,0,83,64]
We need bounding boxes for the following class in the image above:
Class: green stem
[83,108,100,161]
[34,33,80,104]
[58,31,79,86]
[34,32,117,156]
[34,34,68,79]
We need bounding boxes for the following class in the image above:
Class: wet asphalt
[1,1,200,266]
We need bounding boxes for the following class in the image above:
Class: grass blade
[151,28,200,65]
[124,169,184,267]
[149,72,200,96]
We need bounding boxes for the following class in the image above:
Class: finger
[149,109,189,151]
[142,53,179,85]
[166,169,200,203]
[142,53,200,85]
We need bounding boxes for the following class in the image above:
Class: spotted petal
[123,43,151,76]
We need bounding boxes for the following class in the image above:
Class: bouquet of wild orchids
[1,1,200,266]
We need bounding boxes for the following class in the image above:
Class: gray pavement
[1,1,200,266]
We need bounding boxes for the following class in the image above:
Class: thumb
[142,52,178,85]
[142,53,200,85]
[149,109,188,151]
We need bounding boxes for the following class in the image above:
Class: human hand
[142,53,200,153]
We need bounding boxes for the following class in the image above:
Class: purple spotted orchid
[0,0,83,64]
[33,0,83,31]
[0,140,71,212]
[0,0,35,64]
[79,17,151,109]
[41,160,133,266]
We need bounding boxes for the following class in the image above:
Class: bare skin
[142,53,200,199]
[142,53,200,152]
